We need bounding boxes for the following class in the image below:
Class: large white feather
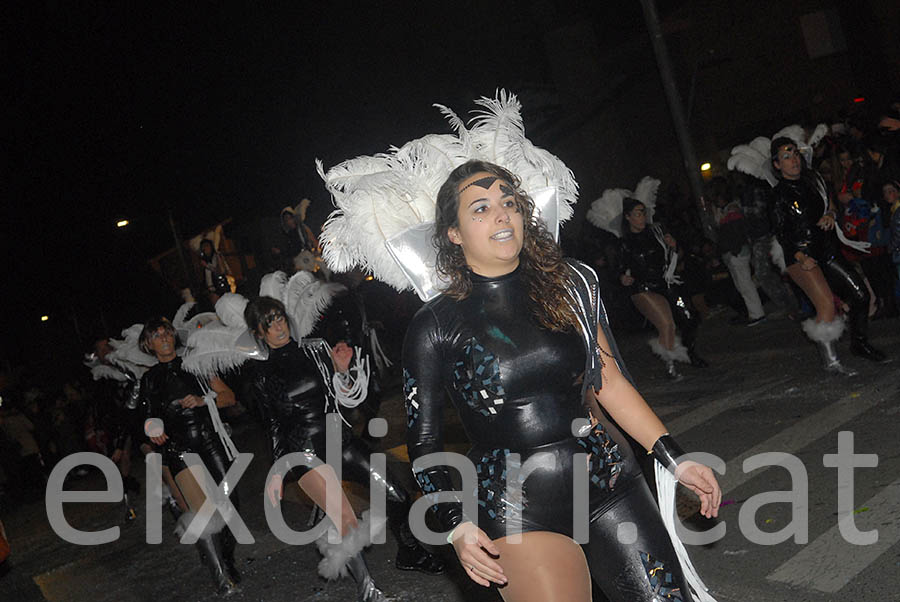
[318,90,579,291]
[282,271,348,339]
[181,323,251,377]
[89,364,130,382]
[632,177,661,222]
[108,323,157,370]
[586,188,629,238]
[259,271,289,301]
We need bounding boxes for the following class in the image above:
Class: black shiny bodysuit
[404,265,694,600]
[770,175,871,343]
[141,357,231,481]
[620,225,670,294]
[248,342,427,552]
[620,225,701,349]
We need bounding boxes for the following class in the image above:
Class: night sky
[5,2,671,370]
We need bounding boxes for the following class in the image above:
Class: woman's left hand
[817,214,836,231]
[331,341,353,373]
[674,460,722,519]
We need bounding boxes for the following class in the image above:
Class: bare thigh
[492,531,591,602]
[174,466,209,513]
[786,264,835,321]
[631,291,676,347]
[298,464,358,535]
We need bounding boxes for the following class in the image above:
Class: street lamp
[700,163,711,172]
[40,315,49,322]
[116,219,130,228]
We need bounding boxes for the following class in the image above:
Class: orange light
[116,219,129,227]
[365,275,374,281]
[700,163,712,172]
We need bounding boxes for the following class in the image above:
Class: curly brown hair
[433,160,578,332]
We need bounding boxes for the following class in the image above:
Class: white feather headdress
[586,177,661,238]
[259,271,348,340]
[726,123,828,187]
[181,293,267,378]
[172,302,218,343]
[318,90,578,300]
[105,324,158,377]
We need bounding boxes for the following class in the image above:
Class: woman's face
[148,326,176,360]
[262,313,291,349]
[625,204,647,233]
[774,144,803,180]
[447,172,524,277]
[884,183,900,204]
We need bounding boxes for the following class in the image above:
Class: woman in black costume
[619,198,706,380]
[768,137,887,374]
[243,296,443,602]
[139,317,241,594]
[404,161,721,601]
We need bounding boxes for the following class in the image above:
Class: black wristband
[651,434,686,474]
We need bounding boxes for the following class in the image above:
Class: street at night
[2,313,899,602]
[4,2,900,602]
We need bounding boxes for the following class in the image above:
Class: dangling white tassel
[367,327,392,374]
[301,339,354,427]
[332,349,369,409]
[198,381,239,462]
[654,460,719,602]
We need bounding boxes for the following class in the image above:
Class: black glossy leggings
[821,255,870,340]
[583,479,693,601]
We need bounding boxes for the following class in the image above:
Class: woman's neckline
[468,262,522,284]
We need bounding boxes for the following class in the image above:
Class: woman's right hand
[620,273,635,287]
[450,521,507,587]
[266,474,284,508]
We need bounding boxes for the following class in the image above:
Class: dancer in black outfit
[405,161,721,602]
[619,199,706,380]
[768,137,888,374]
[244,297,443,602]
[139,317,241,594]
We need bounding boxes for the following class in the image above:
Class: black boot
[346,551,390,602]
[687,347,708,368]
[850,338,889,363]
[221,530,241,584]
[195,533,239,596]
[386,485,444,576]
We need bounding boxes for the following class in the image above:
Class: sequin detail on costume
[576,425,622,491]
[452,338,505,417]
[475,448,525,522]
[403,368,419,428]
[640,553,684,601]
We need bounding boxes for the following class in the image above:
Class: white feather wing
[182,324,252,377]
[633,177,661,222]
[586,188,628,237]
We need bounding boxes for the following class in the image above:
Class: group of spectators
[0,379,95,511]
